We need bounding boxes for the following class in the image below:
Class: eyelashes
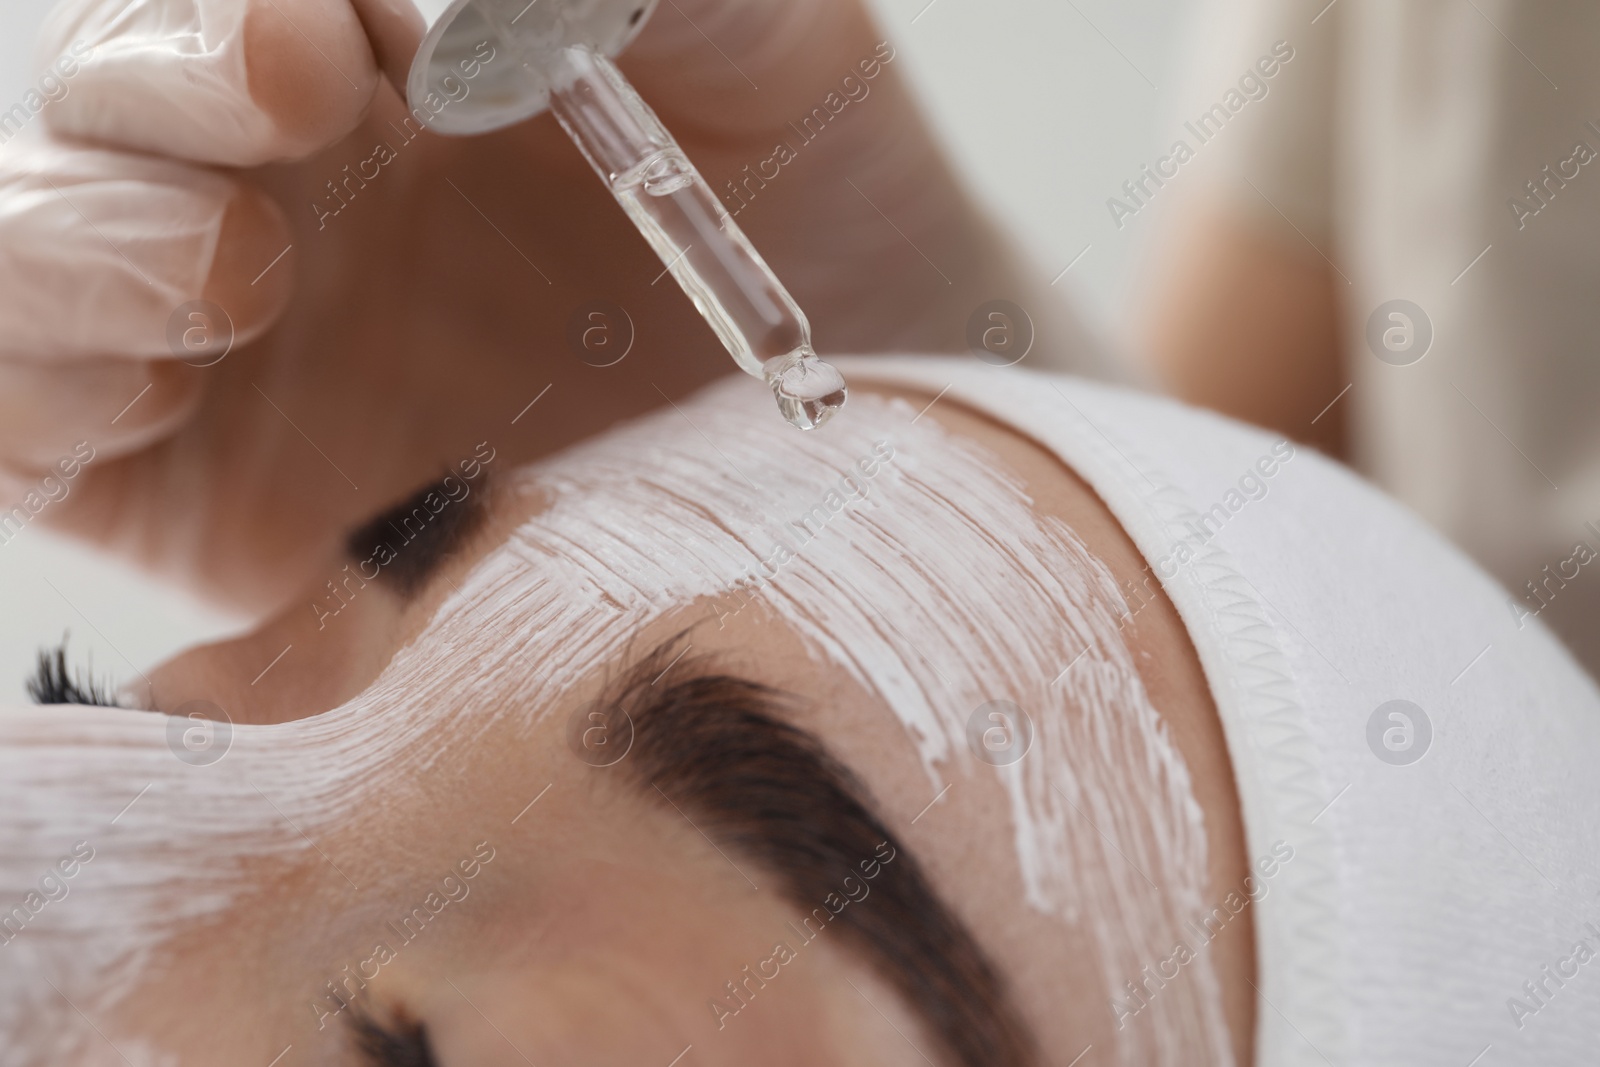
[26,642,121,707]
[26,648,447,1065]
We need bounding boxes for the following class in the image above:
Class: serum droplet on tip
[764,350,849,431]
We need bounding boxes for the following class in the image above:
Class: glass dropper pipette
[537,45,849,430]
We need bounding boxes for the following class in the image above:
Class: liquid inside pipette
[538,44,848,430]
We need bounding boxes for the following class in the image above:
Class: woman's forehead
[0,377,1222,1062]
[409,378,1050,749]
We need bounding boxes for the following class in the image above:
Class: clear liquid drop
[764,349,848,430]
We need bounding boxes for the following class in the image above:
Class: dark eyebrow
[342,471,491,599]
[599,638,1041,1067]
[348,1005,435,1067]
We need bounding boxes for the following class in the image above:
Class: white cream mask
[0,377,1226,1065]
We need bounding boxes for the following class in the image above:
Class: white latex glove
[0,0,1068,610]
[0,0,376,469]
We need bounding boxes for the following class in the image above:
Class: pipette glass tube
[541,45,848,430]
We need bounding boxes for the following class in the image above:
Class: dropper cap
[347,0,657,135]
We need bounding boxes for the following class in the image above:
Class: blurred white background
[0,0,1194,701]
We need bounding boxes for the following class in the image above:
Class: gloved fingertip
[203,184,295,348]
[91,361,207,462]
[244,0,381,161]
[38,0,380,165]
[0,358,204,470]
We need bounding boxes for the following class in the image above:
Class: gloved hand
[0,0,1057,609]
